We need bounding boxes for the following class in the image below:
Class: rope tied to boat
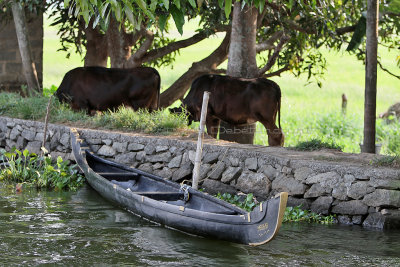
[180,183,190,202]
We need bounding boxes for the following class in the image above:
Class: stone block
[199,164,212,180]
[102,139,112,146]
[156,145,169,153]
[136,151,146,161]
[311,196,333,215]
[9,127,20,140]
[168,155,182,168]
[236,171,271,197]
[363,189,400,207]
[115,152,136,165]
[203,152,219,164]
[348,182,374,200]
[153,162,164,170]
[304,183,329,198]
[144,144,156,155]
[332,200,368,215]
[338,215,352,225]
[369,177,400,190]
[221,166,242,183]
[172,162,192,182]
[138,163,153,173]
[245,157,258,171]
[272,174,308,196]
[294,167,314,182]
[59,133,70,147]
[259,165,278,181]
[208,162,225,180]
[228,156,239,167]
[201,179,237,196]
[25,141,42,154]
[287,197,312,209]
[154,167,173,180]
[21,129,36,141]
[306,172,340,185]
[112,142,128,153]
[146,152,171,163]
[97,145,116,157]
[128,142,144,151]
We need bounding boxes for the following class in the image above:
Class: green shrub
[0,147,84,191]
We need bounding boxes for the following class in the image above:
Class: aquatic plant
[215,192,257,212]
[284,205,336,224]
[0,147,84,191]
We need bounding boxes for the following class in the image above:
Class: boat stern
[247,192,288,246]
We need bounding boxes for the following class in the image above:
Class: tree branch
[159,31,231,107]
[129,28,154,66]
[377,60,400,79]
[263,65,290,78]
[258,34,289,76]
[256,30,284,53]
[141,31,209,64]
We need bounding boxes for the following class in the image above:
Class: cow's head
[169,106,194,125]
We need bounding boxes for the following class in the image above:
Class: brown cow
[170,74,284,146]
[56,66,160,114]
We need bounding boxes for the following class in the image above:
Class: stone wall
[0,11,43,91]
[1,116,399,229]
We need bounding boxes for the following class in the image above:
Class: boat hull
[71,129,287,245]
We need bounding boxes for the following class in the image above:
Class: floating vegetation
[0,147,84,191]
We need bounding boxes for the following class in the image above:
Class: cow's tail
[155,69,161,110]
[275,82,282,129]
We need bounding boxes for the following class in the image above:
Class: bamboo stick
[192,91,210,190]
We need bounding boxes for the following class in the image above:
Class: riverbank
[1,116,399,229]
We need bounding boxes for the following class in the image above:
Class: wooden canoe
[70,129,287,246]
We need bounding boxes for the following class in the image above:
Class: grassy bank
[0,93,189,135]
[41,15,400,155]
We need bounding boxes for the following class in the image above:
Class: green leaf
[23,149,29,158]
[163,0,169,10]
[170,5,184,35]
[125,7,136,26]
[188,0,196,8]
[135,0,155,20]
[158,14,168,32]
[225,0,232,18]
[173,0,181,9]
[218,0,224,9]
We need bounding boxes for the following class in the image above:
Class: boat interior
[84,151,241,215]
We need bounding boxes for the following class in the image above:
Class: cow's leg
[260,119,284,146]
[206,116,220,138]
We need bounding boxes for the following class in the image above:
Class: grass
[0,92,189,134]
[294,139,343,151]
[40,14,400,155]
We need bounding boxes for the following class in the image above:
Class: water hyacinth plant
[0,147,84,191]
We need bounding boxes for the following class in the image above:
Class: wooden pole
[42,95,53,155]
[192,91,210,190]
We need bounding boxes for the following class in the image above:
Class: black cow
[56,66,160,114]
[170,74,284,146]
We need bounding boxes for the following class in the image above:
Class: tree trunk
[106,16,131,68]
[362,0,379,153]
[11,0,40,94]
[219,2,258,144]
[159,32,230,107]
[83,22,108,67]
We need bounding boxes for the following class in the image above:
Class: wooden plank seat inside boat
[99,172,139,181]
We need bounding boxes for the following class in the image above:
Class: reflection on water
[1,183,399,266]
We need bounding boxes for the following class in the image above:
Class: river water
[1,183,399,266]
